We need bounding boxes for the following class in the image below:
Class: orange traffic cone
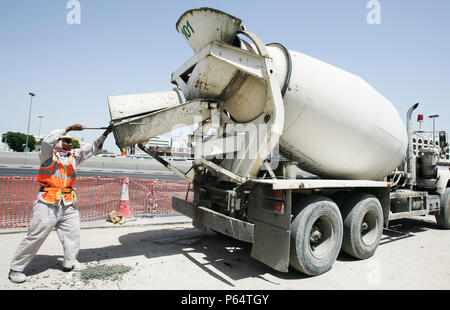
[118,177,132,218]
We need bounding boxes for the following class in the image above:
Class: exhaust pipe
[406,103,419,189]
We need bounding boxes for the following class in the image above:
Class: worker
[8,124,113,284]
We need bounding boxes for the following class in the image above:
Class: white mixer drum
[267,46,407,180]
[174,7,407,181]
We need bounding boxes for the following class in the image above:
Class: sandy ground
[0,215,449,290]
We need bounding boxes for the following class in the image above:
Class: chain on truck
[107,8,450,276]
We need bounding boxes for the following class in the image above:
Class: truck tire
[290,196,343,276]
[436,188,450,229]
[341,193,383,259]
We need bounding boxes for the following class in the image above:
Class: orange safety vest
[36,152,77,204]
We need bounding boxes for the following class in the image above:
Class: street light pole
[25,92,36,152]
[429,114,439,149]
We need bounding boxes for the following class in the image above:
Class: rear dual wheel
[289,196,343,276]
[289,193,384,276]
[341,193,383,259]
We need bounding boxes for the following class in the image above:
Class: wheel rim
[360,209,379,246]
[308,215,334,259]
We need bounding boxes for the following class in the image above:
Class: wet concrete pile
[80,264,132,283]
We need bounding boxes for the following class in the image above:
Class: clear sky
[1,0,449,154]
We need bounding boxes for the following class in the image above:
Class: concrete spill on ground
[80,264,132,283]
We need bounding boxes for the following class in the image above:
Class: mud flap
[251,222,290,272]
[248,185,291,272]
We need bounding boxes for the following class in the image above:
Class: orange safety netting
[0,176,192,229]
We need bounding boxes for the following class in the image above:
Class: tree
[2,132,36,152]
[72,139,80,149]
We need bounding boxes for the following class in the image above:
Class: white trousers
[10,197,80,272]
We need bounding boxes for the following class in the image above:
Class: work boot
[8,270,26,283]
[63,261,86,272]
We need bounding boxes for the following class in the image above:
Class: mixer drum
[176,7,408,181]
[269,48,408,180]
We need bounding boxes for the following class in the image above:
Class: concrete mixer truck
[107,8,450,276]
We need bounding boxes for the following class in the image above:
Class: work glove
[66,124,84,132]
[102,125,113,138]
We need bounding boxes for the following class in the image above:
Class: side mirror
[439,131,448,149]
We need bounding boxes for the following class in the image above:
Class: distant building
[125,136,172,156]
[147,136,172,148]
[0,132,10,151]
[0,131,11,151]
[124,135,194,158]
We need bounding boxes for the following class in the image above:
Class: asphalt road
[0,167,182,180]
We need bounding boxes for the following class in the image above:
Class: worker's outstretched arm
[74,125,113,165]
[39,124,84,165]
